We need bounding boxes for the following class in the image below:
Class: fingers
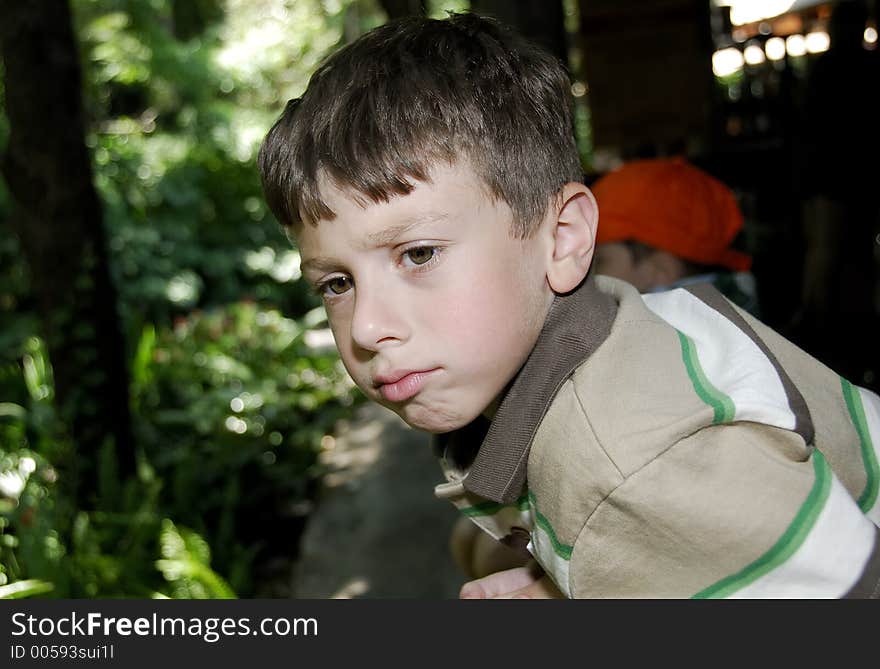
[490,574,564,599]
[459,566,539,599]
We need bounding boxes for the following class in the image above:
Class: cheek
[327,313,365,380]
[433,254,546,351]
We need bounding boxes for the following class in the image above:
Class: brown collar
[437,275,618,503]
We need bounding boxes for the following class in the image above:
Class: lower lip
[378,370,438,403]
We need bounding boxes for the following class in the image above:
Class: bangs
[258,13,582,237]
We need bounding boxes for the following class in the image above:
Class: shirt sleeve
[565,421,880,598]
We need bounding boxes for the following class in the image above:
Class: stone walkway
[292,403,464,598]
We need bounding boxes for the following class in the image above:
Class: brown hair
[257,12,582,238]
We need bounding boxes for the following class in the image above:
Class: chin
[394,402,475,434]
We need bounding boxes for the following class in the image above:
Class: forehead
[299,161,501,237]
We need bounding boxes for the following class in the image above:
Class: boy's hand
[459,563,564,599]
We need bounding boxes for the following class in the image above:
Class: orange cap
[592,157,751,272]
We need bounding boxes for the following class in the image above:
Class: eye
[322,276,352,295]
[403,246,436,266]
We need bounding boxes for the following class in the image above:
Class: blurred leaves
[0,0,381,598]
[0,579,55,599]
[156,519,235,599]
[1,302,362,597]
[71,0,390,332]
[133,301,362,594]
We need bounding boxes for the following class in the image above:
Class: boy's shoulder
[446,274,862,505]
[570,275,816,446]
[538,275,866,497]
[452,275,767,501]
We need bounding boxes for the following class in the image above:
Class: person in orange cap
[592,157,760,315]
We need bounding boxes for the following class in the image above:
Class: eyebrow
[300,257,342,274]
[364,212,449,246]
[300,212,449,274]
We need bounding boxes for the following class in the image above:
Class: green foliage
[0,579,55,599]
[0,344,158,598]
[133,301,362,594]
[427,0,470,19]
[0,433,234,598]
[65,0,385,336]
[156,519,236,599]
[0,302,362,598]
[73,0,322,329]
[0,0,376,598]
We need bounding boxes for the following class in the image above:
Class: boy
[258,13,880,598]
[592,157,760,316]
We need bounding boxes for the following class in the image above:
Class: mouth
[374,368,440,403]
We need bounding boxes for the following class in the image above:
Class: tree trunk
[0,0,136,504]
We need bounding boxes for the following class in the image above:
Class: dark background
[466,0,880,393]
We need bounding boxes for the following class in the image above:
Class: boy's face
[297,162,556,434]
[593,241,687,292]
[593,242,655,291]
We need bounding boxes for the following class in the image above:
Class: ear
[546,182,598,294]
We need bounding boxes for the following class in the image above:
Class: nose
[350,282,408,351]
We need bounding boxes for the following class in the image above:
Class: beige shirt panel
[526,381,623,549]
[567,422,817,598]
[571,286,717,477]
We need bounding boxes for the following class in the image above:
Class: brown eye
[405,247,435,265]
[326,277,351,295]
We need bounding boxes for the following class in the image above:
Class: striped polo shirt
[435,275,880,598]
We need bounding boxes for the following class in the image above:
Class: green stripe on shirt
[676,330,736,424]
[459,494,530,517]
[840,377,880,512]
[528,492,573,560]
[461,492,572,560]
[692,450,833,599]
